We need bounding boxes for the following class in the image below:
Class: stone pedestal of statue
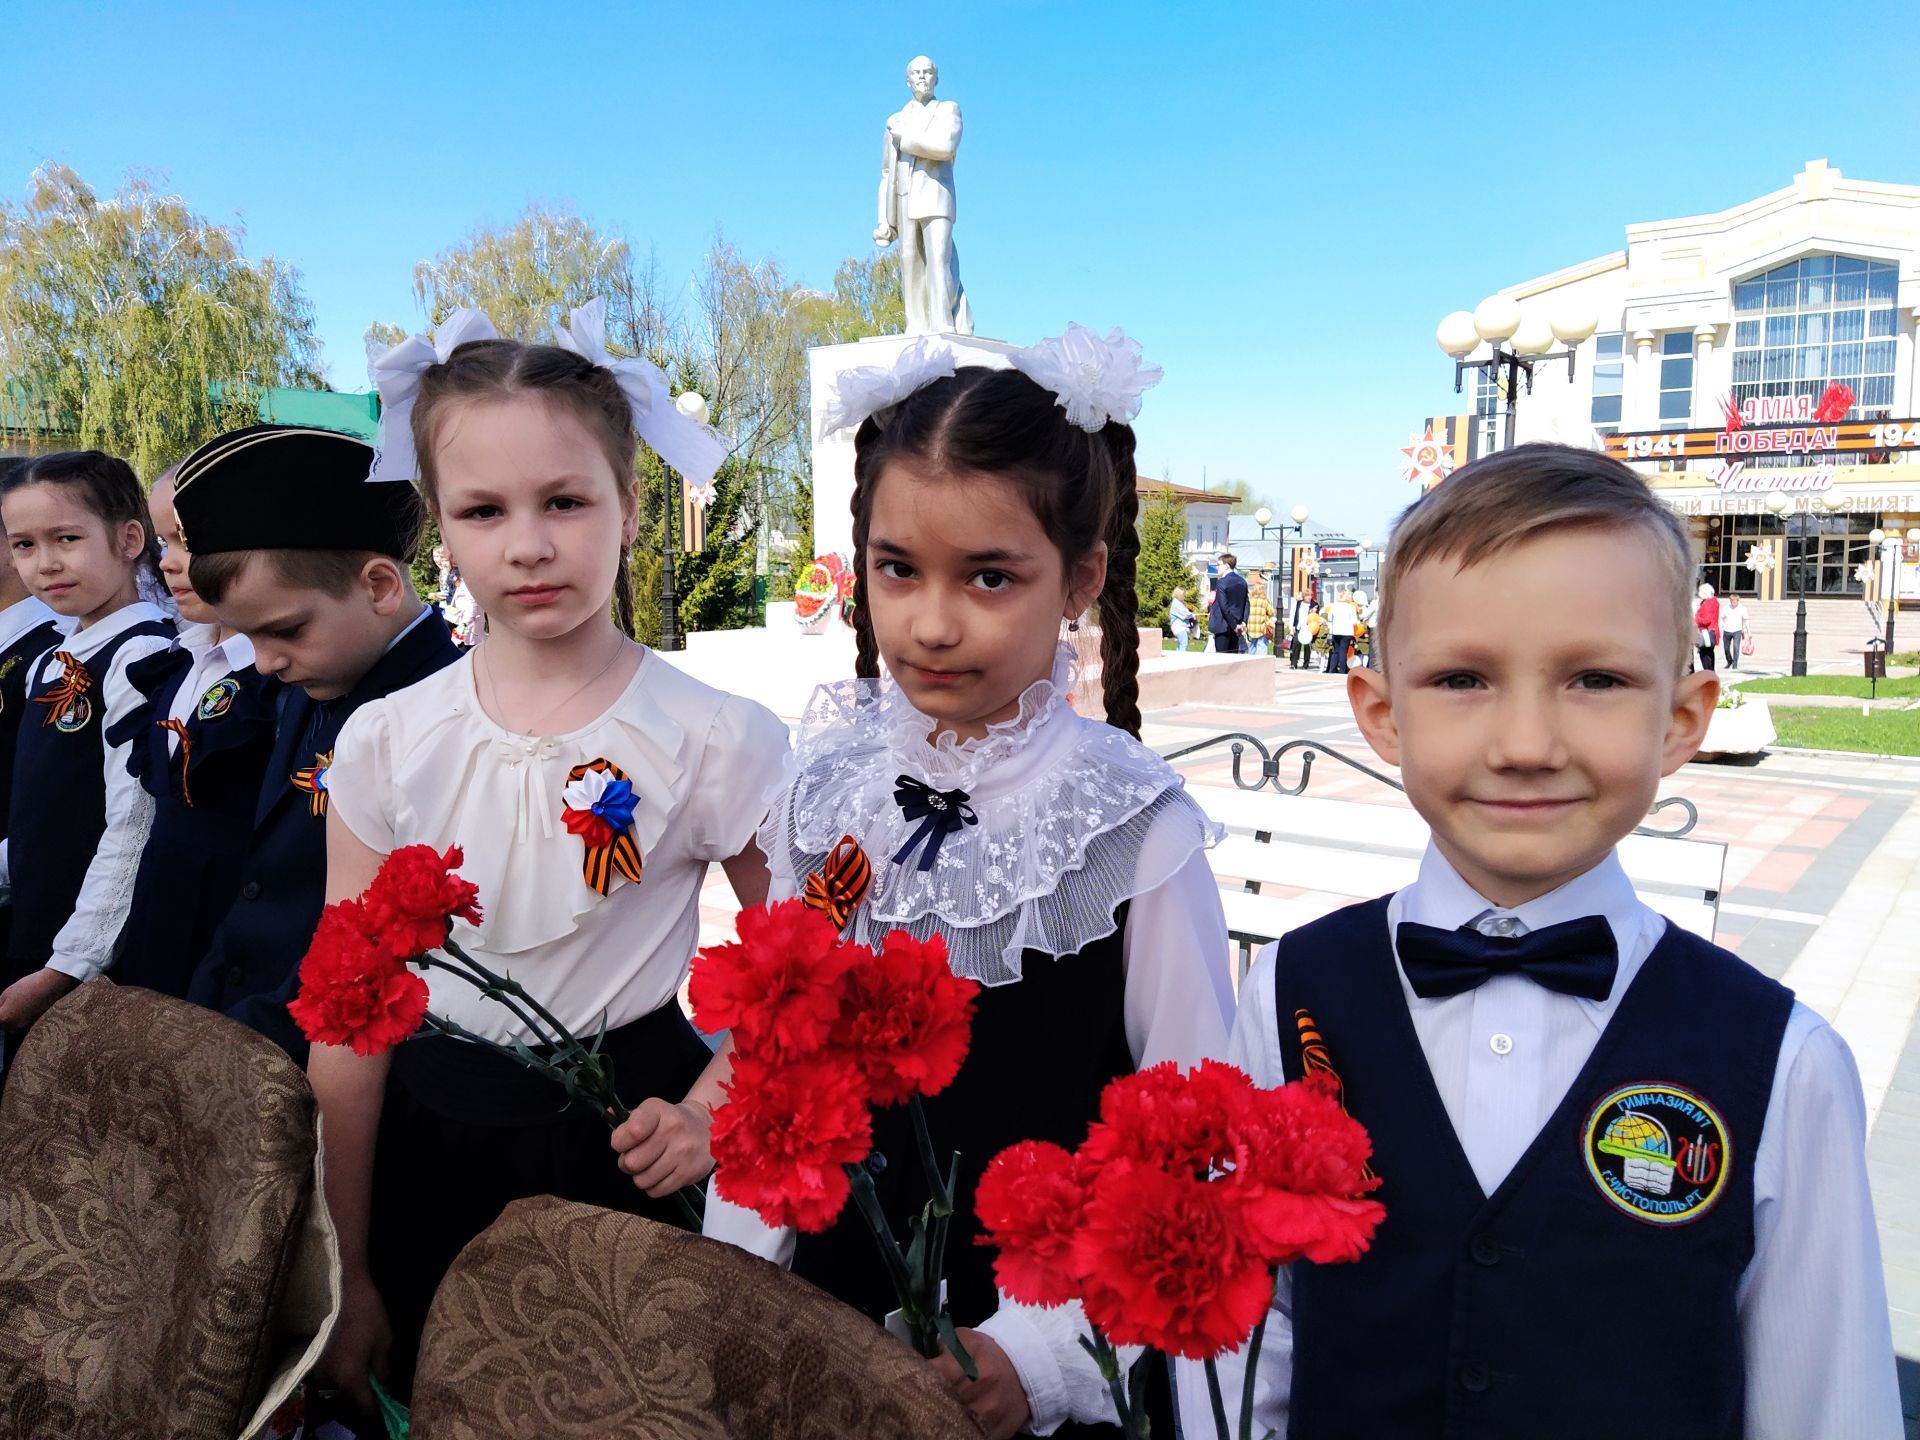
[808,331,1022,563]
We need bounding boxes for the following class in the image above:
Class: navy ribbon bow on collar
[1396,914,1619,1002]
[890,775,978,872]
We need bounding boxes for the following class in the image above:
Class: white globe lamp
[1254,506,1273,528]
[1550,308,1599,346]
[1290,505,1310,526]
[1436,311,1479,359]
[1472,295,1523,344]
[1510,316,1555,356]
[674,391,711,426]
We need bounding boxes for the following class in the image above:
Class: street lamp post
[1254,504,1310,599]
[658,390,710,652]
[1764,490,1821,677]
[1436,299,1597,451]
[1873,526,1917,658]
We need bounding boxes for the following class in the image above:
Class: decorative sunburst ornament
[1855,562,1877,586]
[1742,544,1776,575]
[1400,428,1453,490]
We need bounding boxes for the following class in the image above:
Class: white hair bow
[817,336,964,438]
[366,307,500,484]
[558,299,732,489]
[815,325,1160,441]
[1011,323,1161,432]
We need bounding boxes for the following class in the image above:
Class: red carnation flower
[829,931,977,1106]
[711,1053,873,1232]
[689,899,857,1060]
[1224,1080,1385,1266]
[974,1141,1087,1307]
[363,844,484,959]
[1071,1160,1274,1360]
[1079,1059,1254,1181]
[288,899,430,1056]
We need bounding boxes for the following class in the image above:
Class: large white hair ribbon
[816,335,962,439]
[366,307,500,483]
[558,299,732,490]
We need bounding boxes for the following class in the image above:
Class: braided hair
[848,366,1143,737]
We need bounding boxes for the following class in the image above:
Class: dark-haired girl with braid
[705,328,1233,1440]
[310,305,789,1407]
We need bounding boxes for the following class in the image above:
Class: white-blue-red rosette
[561,757,644,895]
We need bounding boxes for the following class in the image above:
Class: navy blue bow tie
[1396,914,1619,1001]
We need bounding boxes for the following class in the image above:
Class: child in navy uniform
[170,425,458,1061]
[1199,444,1900,1439]
[0,452,174,1050]
[110,466,278,998]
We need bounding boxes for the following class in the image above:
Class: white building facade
[1437,161,1920,605]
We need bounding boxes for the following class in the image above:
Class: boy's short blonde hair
[1375,443,1694,673]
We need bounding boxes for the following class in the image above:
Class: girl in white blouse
[310,311,788,1407]
[700,332,1234,1440]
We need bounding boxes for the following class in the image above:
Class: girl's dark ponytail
[1094,425,1142,737]
[850,415,884,682]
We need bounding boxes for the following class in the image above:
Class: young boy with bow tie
[1196,444,1900,1439]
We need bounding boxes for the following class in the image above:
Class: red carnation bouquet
[289,845,690,1215]
[976,1061,1385,1440]
[689,899,981,1374]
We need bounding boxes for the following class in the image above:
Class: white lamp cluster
[1435,298,1599,452]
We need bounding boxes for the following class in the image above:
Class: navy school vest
[1272,896,1793,1440]
[6,619,176,980]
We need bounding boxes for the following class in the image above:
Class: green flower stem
[1204,1357,1230,1440]
[1239,1284,1272,1440]
[843,1160,918,1305]
[439,939,578,1050]
[1077,1330,1150,1440]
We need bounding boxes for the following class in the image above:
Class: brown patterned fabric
[411,1197,982,1440]
[0,980,319,1439]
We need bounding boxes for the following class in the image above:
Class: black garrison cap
[172,425,420,558]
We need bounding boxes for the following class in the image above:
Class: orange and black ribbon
[1295,1008,1376,1185]
[156,718,193,807]
[291,750,332,818]
[33,651,91,727]
[563,757,644,896]
[803,835,872,930]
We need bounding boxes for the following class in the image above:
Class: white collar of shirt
[179,620,255,672]
[51,600,167,663]
[383,603,432,656]
[0,594,67,651]
[1391,845,1661,1028]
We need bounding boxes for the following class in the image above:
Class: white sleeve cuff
[700,1185,797,1268]
[44,954,102,983]
[974,1302,1074,1436]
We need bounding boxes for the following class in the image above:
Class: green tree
[1136,483,1195,631]
[0,164,322,477]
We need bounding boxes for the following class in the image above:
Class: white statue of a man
[875,55,973,336]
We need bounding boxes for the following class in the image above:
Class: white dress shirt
[1181,846,1903,1440]
[703,691,1235,1435]
[0,602,174,982]
[165,623,256,751]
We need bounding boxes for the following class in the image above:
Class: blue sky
[4,0,1916,537]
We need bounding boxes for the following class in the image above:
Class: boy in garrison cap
[171,425,458,1062]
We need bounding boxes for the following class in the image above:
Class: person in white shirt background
[1721,593,1749,670]
[1191,443,1900,1440]
[1323,588,1358,674]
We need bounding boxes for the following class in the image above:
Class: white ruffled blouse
[328,649,789,1041]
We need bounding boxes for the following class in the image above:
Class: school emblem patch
[52,694,93,733]
[197,677,240,721]
[1582,1083,1730,1225]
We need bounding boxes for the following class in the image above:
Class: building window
[1659,332,1693,427]
[1475,369,1502,453]
[1590,333,1624,433]
[1731,254,1899,466]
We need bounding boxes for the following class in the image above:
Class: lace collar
[764,644,1219,985]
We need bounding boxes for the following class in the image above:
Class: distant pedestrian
[1694,582,1720,672]
[1246,570,1275,656]
[1169,588,1195,651]
[1209,552,1249,654]
[1721,595,1748,670]
[1326,589,1358,674]
[1287,592,1314,669]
